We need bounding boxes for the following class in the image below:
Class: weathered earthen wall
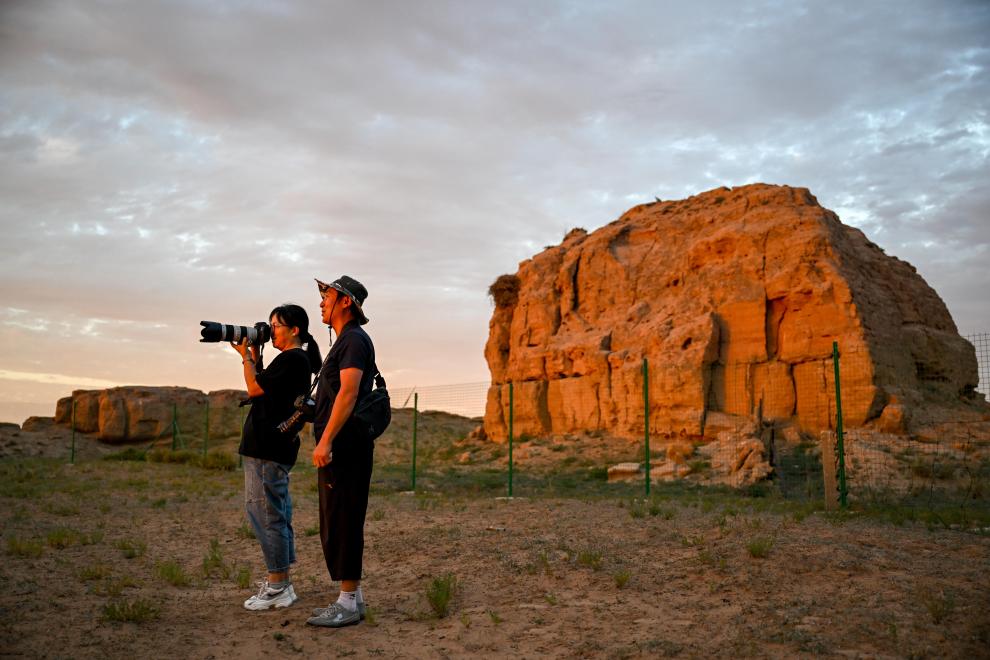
[484,184,980,442]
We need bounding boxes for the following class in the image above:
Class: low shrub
[200,451,237,471]
[577,548,604,571]
[650,502,675,519]
[114,538,147,559]
[234,566,251,589]
[146,448,198,464]
[746,536,774,558]
[202,538,230,579]
[47,527,86,549]
[687,459,711,475]
[100,576,138,597]
[922,589,956,624]
[156,561,192,587]
[364,605,379,626]
[102,598,159,623]
[79,564,112,581]
[145,448,237,471]
[426,573,457,618]
[6,536,43,558]
[103,447,147,462]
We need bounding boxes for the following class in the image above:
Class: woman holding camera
[231,303,321,611]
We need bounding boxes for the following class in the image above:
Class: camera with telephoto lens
[277,395,316,435]
[199,320,271,345]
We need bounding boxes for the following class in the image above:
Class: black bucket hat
[315,275,369,325]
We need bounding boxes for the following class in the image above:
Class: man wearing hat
[307,275,377,628]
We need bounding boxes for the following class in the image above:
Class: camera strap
[307,351,331,397]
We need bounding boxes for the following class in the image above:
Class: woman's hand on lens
[230,339,248,357]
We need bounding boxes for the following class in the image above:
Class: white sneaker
[244,580,298,610]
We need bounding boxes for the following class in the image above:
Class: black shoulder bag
[350,366,391,441]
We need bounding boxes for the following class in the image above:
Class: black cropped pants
[317,431,375,582]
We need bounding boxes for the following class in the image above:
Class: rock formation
[483,184,981,455]
[53,386,248,443]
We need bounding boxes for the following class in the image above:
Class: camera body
[199,320,271,345]
[277,395,316,435]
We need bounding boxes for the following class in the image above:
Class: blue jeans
[243,456,296,573]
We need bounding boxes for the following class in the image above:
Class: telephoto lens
[276,409,305,435]
[277,396,316,435]
[199,321,272,345]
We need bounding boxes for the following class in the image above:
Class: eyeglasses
[271,322,290,329]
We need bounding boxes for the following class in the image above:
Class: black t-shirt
[313,320,376,444]
[239,347,312,466]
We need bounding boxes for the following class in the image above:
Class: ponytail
[303,331,322,375]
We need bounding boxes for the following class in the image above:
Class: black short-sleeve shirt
[313,320,376,443]
[239,347,312,466]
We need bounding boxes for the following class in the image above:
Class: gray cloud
[0,0,988,421]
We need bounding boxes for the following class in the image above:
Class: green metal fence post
[70,399,77,464]
[832,341,848,509]
[643,358,650,497]
[411,392,418,491]
[203,399,210,457]
[172,403,178,451]
[508,382,514,498]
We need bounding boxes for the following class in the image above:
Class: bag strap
[310,328,385,395]
[373,363,386,390]
[311,354,386,396]
[309,326,385,390]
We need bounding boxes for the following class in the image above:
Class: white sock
[356,586,365,605]
[337,590,358,612]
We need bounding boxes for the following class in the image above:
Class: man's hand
[312,442,332,468]
[313,367,362,467]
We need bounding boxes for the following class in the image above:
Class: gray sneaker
[312,601,366,620]
[244,580,297,611]
[307,602,361,627]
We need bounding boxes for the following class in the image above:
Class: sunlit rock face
[484,183,979,442]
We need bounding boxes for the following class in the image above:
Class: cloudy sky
[0,0,988,424]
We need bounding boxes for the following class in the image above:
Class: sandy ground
[1,453,988,659]
[2,411,989,658]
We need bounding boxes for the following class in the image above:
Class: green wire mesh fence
[387,383,488,491]
[965,333,989,396]
[819,343,990,519]
[63,333,988,521]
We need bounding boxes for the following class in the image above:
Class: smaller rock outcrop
[53,386,248,443]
